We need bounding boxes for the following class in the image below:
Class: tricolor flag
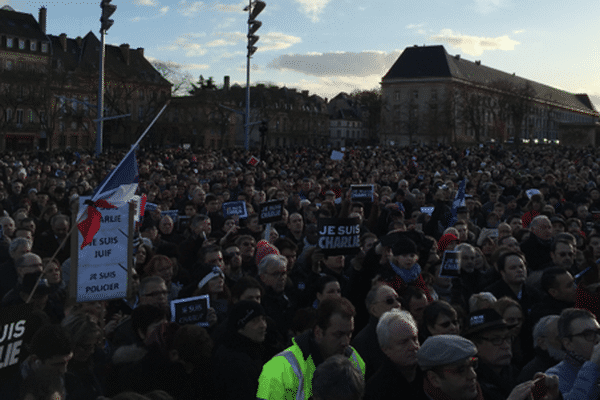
[447,178,466,228]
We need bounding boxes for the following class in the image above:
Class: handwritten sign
[0,304,31,384]
[439,250,460,278]
[317,217,360,256]
[223,201,248,219]
[76,197,130,302]
[351,185,374,202]
[258,200,284,224]
[170,295,210,327]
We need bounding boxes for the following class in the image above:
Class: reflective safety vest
[256,337,365,400]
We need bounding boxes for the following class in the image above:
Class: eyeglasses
[143,290,168,297]
[437,319,460,329]
[569,329,600,342]
[441,357,478,376]
[558,252,574,258]
[376,297,401,305]
[479,335,514,346]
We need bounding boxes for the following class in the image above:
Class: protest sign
[439,250,460,278]
[420,207,434,216]
[72,198,133,302]
[0,304,31,384]
[223,201,248,219]
[331,150,344,161]
[351,185,374,202]
[258,200,284,224]
[161,209,180,223]
[317,217,360,256]
[170,295,210,327]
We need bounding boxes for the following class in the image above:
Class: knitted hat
[227,300,266,332]
[417,335,478,370]
[438,233,458,252]
[197,265,225,290]
[255,240,280,265]
[391,237,418,256]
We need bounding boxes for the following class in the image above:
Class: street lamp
[96,0,116,156]
[243,0,265,150]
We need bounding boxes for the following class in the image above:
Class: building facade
[381,45,599,146]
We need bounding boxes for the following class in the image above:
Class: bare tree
[151,60,194,96]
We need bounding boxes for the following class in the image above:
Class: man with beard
[256,297,365,400]
[518,315,564,382]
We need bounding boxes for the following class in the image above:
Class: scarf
[423,375,484,400]
[391,261,421,283]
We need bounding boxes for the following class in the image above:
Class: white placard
[76,198,130,302]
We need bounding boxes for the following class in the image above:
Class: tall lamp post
[243,0,265,150]
[96,0,116,156]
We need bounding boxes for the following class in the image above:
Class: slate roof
[47,31,170,86]
[383,45,598,115]
[0,8,47,41]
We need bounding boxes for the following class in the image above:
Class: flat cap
[417,335,477,370]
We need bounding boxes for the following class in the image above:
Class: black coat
[364,357,427,400]
[351,316,386,382]
[212,332,266,400]
[520,235,552,272]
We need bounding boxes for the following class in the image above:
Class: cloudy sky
[7,0,600,109]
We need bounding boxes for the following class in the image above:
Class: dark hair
[401,286,427,309]
[29,324,72,361]
[131,305,167,340]
[312,354,364,400]
[422,300,457,336]
[557,308,595,341]
[496,251,525,273]
[551,239,573,253]
[20,365,65,400]
[172,324,213,367]
[230,276,264,302]
[155,242,180,260]
[315,274,339,295]
[273,237,298,253]
[541,266,569,294]
[197,244,222,264]
[315,297,355,332]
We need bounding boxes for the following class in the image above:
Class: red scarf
[423,375,484,400]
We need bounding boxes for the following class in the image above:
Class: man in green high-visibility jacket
[256,296,366,400]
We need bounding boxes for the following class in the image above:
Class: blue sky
[6,0,600,110]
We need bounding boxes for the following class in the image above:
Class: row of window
[3,36,49,53]
[5,109,44,125]
[392,89,437,102]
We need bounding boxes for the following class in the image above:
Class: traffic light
[246,1,265,57]
[100,0,116,32]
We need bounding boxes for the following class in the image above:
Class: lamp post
[243,0,265,150]
[96,0,116,157]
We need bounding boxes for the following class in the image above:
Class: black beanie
[391,237,418,256]
[227,300,266,332]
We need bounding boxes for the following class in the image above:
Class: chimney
[475,60,481,66]
[224,76,230,92]
[302,90,309,97]
[136,47,144,57]
[38,7,47,34]
[76,36,82,48]
[120,44,130,65]
[59,33,67,52]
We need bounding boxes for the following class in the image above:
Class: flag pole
[93,100,171,202]
[27,100,170,303]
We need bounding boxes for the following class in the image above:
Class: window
[60,122,65,132]
[30,42,36,51]
[431,89,437,101]
[39,111,46,124]
[41,43,48,53]
[413,90,419,99]
[6,37,13,48]
[18,40,25,50]
[16,109,23,126]
[28,110,34,123]
[138,106,144,121]
[6,109,12,122]
[71,121,77,130]
[6,60,12,70]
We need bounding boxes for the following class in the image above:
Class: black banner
[170,295,210,327]
[258,200,284,224]
[0,304,31,384]
[317,217,361,256]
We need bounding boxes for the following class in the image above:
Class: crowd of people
[2,143,600,399]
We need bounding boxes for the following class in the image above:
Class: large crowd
[2,143,600,400]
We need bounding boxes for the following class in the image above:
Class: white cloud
[513,29,525,34]
[294,0,332,23]
[135,0,158,6]
[406,23,424,29]
[260,32,302,51]
[267,50,402,77]
[285,76,381,99]
[146,57,209,71]
[177,0,246,17]
[429,29,520,56]
[474,0,507,14]
[160,36,207,57]
[216,17,236,29]
[160,6,169,14]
